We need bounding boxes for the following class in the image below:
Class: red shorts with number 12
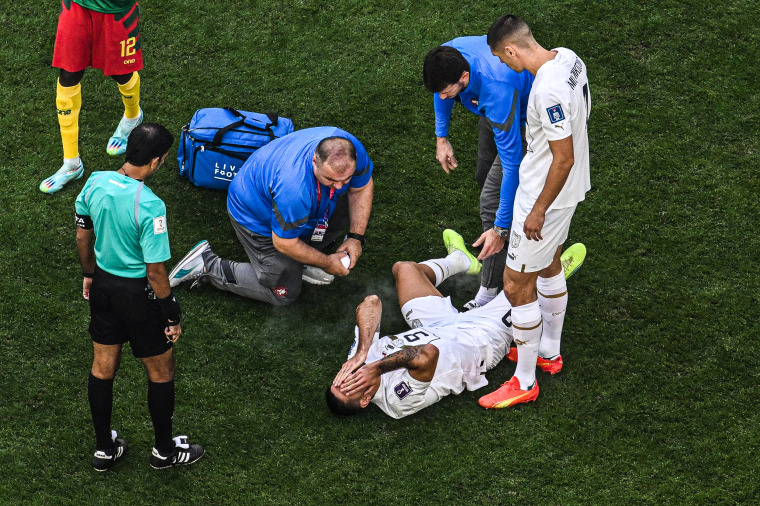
[52,0,143,76]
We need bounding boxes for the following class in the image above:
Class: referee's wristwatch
[492,226,510,239]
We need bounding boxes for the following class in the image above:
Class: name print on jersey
[567,57,584,90]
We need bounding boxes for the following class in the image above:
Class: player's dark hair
[423,46,470,93]
[125,123,174,166]
[487,14,532,51]
[325,386,363,416]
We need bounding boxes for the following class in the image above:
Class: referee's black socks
[88,373,114,451]
[148,380,175,454]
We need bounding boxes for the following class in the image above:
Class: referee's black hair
[422,46,470,93]
[325,386,363,416]
[125,123,174,166]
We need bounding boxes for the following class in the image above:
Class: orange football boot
[505,347,563,374]
[536,355,563,375]
[478,376,538,409]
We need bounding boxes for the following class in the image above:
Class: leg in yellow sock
[40,79,85,193]
[107,72,143,155]
[57,79,81,159]
[117,71,140,119]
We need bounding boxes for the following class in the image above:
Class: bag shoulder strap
[212,108,278,145]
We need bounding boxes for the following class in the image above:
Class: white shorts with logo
[400,293,512,370]
[506,191,577,273]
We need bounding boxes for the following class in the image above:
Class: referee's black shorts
[88,267,172,358]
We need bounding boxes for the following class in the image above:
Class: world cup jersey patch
[394,381,412,400]
[546,104,565,124]
[153,216,167,234]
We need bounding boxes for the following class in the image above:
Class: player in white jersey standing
[478,15,591,409]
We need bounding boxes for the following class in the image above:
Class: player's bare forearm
[533,136,575,214]
[333,296,382,387]
[371,343,439,382]
[355,295,382,359]
[146,262,172,299]
[76,227,96,273]
[525,136,574,240]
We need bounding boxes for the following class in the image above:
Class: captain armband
[157,291,182,326]
[75,212,93,230]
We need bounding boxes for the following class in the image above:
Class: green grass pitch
[1,0,759,503]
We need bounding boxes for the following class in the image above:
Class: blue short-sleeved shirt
[227,127,374,240]
[75,172,171,278]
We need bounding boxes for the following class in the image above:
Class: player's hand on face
[340,365,374,397]
[324,252,351,276]
[524,210,545,241]
[165,324,182,343]
[337,239,361,269]
[473,229,506,260]
[333,355,365,387]
[436,137,458,173]
[82,277,93,300]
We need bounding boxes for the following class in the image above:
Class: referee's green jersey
[75,171,171,278]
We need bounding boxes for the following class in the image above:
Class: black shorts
[88,267,172,359]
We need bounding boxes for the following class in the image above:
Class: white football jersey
[367,327,489,419]
[519,47,591,209]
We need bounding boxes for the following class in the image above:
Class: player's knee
[111,72,135,86]
[392,261,416,279]
[91,362,118,380]
[58,69,84,87]
[143,349,175,382]
[503,277,534,307]
[270,290,299,307]
[149,368,175,383]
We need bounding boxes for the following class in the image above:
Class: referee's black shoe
[93,430,127,471]
[150,435,204,469]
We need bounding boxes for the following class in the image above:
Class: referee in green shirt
[75,123,203,471]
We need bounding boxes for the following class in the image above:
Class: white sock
[537,271,568,359]
[420,250,470,287]
[122,110,142,125]
[64,156,81,168]
[474,286,498,306]
[512,300,542,390]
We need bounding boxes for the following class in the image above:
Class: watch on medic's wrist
[346,232,366,245]
[493,226,510,239]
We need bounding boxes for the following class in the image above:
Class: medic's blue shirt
[433,36,534,228]
[227,127,373,239]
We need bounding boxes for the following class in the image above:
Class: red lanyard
[316,183,335,221]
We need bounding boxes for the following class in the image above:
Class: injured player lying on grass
[325,229,586,418]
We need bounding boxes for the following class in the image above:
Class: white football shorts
[400,293,512,370]
[507,193,577,273]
